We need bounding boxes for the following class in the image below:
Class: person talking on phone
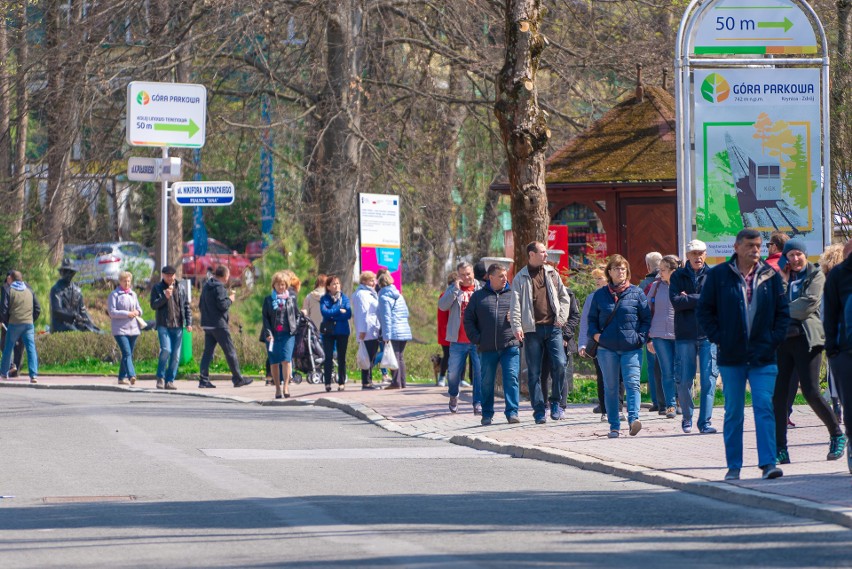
[150,265,193,390]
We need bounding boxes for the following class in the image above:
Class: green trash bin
[179,328,193,366]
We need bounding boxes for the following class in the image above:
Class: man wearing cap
[150,266,193,390]
[49,259,100,333]
[669,238,719,434]
[696,229,789,481]
[774,238,847,464]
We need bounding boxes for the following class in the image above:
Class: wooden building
[491,83,678,282]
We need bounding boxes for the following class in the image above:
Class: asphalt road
[1,388,851,569]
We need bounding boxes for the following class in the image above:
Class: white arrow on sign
[126,81,207,148]
[172,181,235,207]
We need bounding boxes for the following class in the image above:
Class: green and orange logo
[701,73,730,103]
[136,91,150,105]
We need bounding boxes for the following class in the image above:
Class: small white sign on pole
[172,181,235,207]
[127,157,183,182]
[126,81,207,148]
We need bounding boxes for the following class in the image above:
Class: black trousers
[774,335,841,450]
[361,339,380,385]
[440,345,450,376]
[828,351,852,438]
[200,328,243,383]
[323,334,349,385]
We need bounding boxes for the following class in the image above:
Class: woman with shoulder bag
[108,271,144,386]
[588,255,652,438]
[320,275,352,392]
[261,271,299,399]
[646,255,680,420]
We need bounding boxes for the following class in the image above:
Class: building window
[552,203,607,267]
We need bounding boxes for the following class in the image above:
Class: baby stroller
[291,314,325,385]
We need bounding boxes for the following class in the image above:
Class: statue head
[58,258,77,283]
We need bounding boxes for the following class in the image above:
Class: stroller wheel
[291,373,303,385]
[308,371,323,384]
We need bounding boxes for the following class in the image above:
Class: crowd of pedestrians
[5,226,852,481]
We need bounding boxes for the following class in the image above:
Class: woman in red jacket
[436,272,457,387]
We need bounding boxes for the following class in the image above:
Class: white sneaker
[461,380,471,388]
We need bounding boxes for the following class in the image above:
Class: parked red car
[182,238,255,289]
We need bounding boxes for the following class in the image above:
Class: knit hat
[782,237,807,257]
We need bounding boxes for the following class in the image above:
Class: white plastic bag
[380,341,399,370]
[356,341,371,370]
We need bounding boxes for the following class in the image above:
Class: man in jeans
[0,270,40,382]
[150,265,193,390]
[199,265,253,388]
[438,261,482,414]
[463,263,521,425]
[697,229,789,481]
[670,239,718,434]
[510,241,572,423]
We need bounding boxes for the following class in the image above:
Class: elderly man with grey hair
[439,260,483,415]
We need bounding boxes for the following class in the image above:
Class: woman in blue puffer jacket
[320,275,352,392]
[588,254,652,439]
[377,271,412,389]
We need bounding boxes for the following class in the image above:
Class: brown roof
[545,85,676,184]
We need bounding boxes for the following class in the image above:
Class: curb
[0,380,263,405]
[312,397,450,441]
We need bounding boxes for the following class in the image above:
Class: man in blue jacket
[463,263,521,425]
[696,229,789,481]
[669,239,719,434]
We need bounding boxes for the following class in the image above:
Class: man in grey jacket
[510,241,572,423]
[438,261,482,414]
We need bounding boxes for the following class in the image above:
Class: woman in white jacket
[352,271,381,390]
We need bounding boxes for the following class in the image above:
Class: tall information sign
[675,0,830,262]
[359,193,402,288]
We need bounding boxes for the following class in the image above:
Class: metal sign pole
[161,146,169,269]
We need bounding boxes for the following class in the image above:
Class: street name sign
[127,157,183,182]
[172,181,235,206]
[126,81,207,148]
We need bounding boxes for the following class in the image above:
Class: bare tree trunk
[0,13,11,197]
[303,0,364,291]
[10,1,29,246]
[43,0,75,265]
[427,68,467,286]
[833,0,852,236]
[495,0,550,269]
[475,181,502,260]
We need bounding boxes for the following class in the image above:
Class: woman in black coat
[261,271,299,398]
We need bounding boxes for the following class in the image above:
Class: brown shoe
[118,378,130,385]
[29,377,38,384]
[164,382,177,390]
[384,383,401,390]
[129,376,137,385]
[156,378,165,389]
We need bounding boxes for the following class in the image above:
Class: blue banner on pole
[260,95,275,244]
[192,149,208,256]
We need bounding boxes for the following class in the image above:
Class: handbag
[380,341,399,370]
[585,294,622,359]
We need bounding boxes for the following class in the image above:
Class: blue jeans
[1,323,37,378]
[114,334,138,380]
[525,325,566,419]
[156,327,183,383]
[447,342,481,405]
[597,347,642,431]
[675,338,717,428]
[480,347,520,419]
[719,364,778,469]
[651,338,678,408]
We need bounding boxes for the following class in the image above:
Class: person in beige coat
[302,274,326,329]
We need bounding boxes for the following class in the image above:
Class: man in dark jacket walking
[823,240,852,475]
[670,239,718,434]
[464,263,520,425]
[150,265,193,390]
[696,229,789,481]
[199,265,252,388]
[0,270,41,382]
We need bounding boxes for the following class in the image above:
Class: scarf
[608,280,630,300]
[10,281,25,291]
[271,288,289,310]
[329,291,341,303]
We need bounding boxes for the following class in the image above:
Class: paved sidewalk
[4,375,852,527]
